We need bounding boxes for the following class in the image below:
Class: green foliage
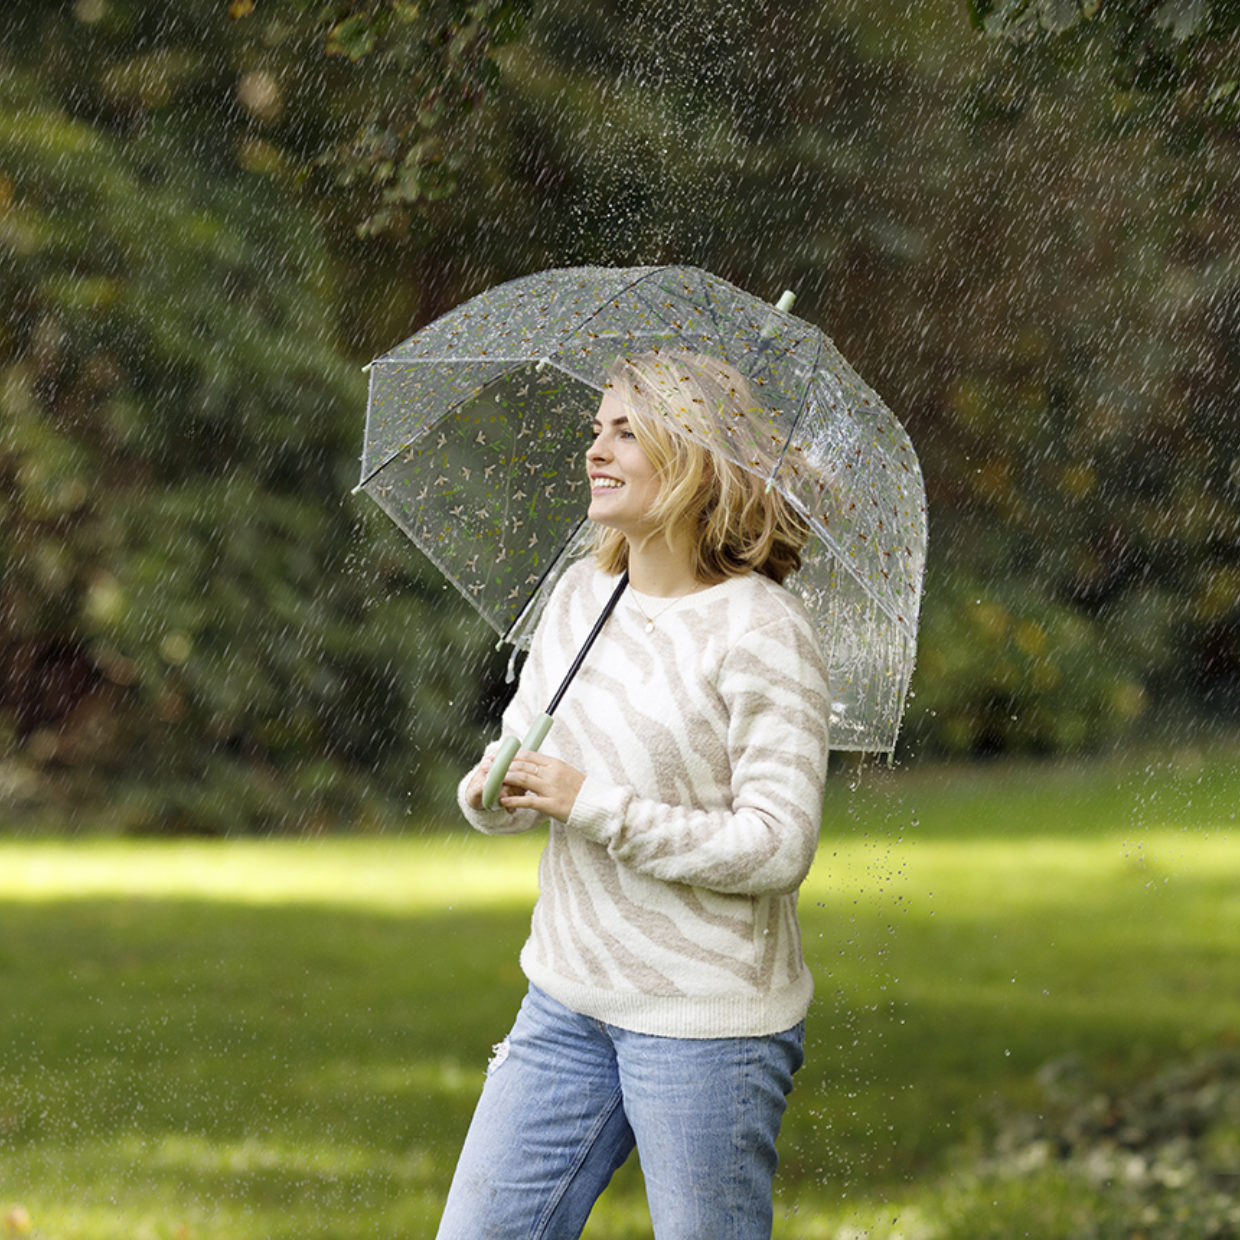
[0,25,500,832]
[4,0,1240,835]
[959,1051,1240,1239]
[968,0,1238,93]
[929,3,1240,751]
[905,570,1142,755]
[230,0,533,237]
[969,0,1216,40]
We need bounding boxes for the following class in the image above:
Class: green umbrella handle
[479,571,629,812]
[481,713,554,811]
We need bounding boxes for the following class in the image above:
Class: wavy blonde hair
[592,350,811,586]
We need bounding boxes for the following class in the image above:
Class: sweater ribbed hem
[521,951,814,1039]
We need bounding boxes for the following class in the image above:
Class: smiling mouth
[591,478,624,490]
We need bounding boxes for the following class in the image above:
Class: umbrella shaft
[546,571,630,716]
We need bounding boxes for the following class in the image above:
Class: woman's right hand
[464,755,513,813]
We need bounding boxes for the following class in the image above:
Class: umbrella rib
[366,353,579,367]
[620,267,735,365]
[690,268,741,369]
[356,364,537,491]
[545,266,673,350]
[359,269,673,491]
[767,333,823,482]
[755,332,918,638]
[497,517,591,646]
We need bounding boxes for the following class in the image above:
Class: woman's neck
[625,526,703,597]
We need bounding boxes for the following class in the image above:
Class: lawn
[1,746,1238,1238]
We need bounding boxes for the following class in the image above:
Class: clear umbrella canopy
[358,265,926,752]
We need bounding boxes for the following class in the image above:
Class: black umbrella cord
[545,571,630,716]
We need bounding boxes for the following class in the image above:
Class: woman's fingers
[495,752,584,824]
[504,752,547,787]
[500,754,552,803]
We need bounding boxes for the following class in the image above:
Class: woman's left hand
[499,751,585,824]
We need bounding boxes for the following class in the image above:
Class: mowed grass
[1,746,1237,1239]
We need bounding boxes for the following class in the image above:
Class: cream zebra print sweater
[457,559,831,1038]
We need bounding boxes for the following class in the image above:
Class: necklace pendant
[645,620,655,633]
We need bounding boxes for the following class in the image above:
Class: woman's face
[586,391,662,537]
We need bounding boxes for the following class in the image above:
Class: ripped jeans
[435,984,804,1240]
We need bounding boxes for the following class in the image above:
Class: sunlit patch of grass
[7,1134,449,1240]
[0,833,544,911]
[2,749,1239,1238]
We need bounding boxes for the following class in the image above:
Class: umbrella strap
[546,570,630,716]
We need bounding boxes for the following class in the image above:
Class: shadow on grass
[1,897,547,1237]
[1,899,530,1148]
[789,851,1240,1194]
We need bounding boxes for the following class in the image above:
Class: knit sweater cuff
[567,774,627,847]
[456,768,541,836]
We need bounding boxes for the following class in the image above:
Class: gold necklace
[630,589,694,633]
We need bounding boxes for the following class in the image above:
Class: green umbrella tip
[760,290,797,342]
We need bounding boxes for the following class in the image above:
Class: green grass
[1,747,1238,1238]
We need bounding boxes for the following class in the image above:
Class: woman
[439,351,831,1240]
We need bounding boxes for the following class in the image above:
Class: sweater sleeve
[455,570,579,836]
[565,614,830,895]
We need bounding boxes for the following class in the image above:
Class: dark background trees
[2,0,1237,831]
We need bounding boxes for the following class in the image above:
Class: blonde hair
[591,351,811,586]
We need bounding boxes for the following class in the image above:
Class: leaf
[326,16,377,62]
[965,0,997,30]
[1152,0,1209,41]
[1206,78,1238,105]
[1038,0,1083,33]
[981,0,1038,38]
[490,0,529,43]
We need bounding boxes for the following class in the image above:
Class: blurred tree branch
[967,0,1240,96]
[230,0,531,237]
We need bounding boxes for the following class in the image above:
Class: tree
[228,0,532,237]
[452,0,1240,752]
[941,0,1240,747]
[0,6,502,831]
[967,0,1240,96]
[5,0,1239,837]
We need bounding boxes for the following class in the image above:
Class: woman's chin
[587,501,623,529]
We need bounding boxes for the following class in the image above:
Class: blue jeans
[435,984,804,1240]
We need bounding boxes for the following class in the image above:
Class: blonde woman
[440,352,831,1240]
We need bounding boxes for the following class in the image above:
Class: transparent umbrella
[356,264,927,768]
